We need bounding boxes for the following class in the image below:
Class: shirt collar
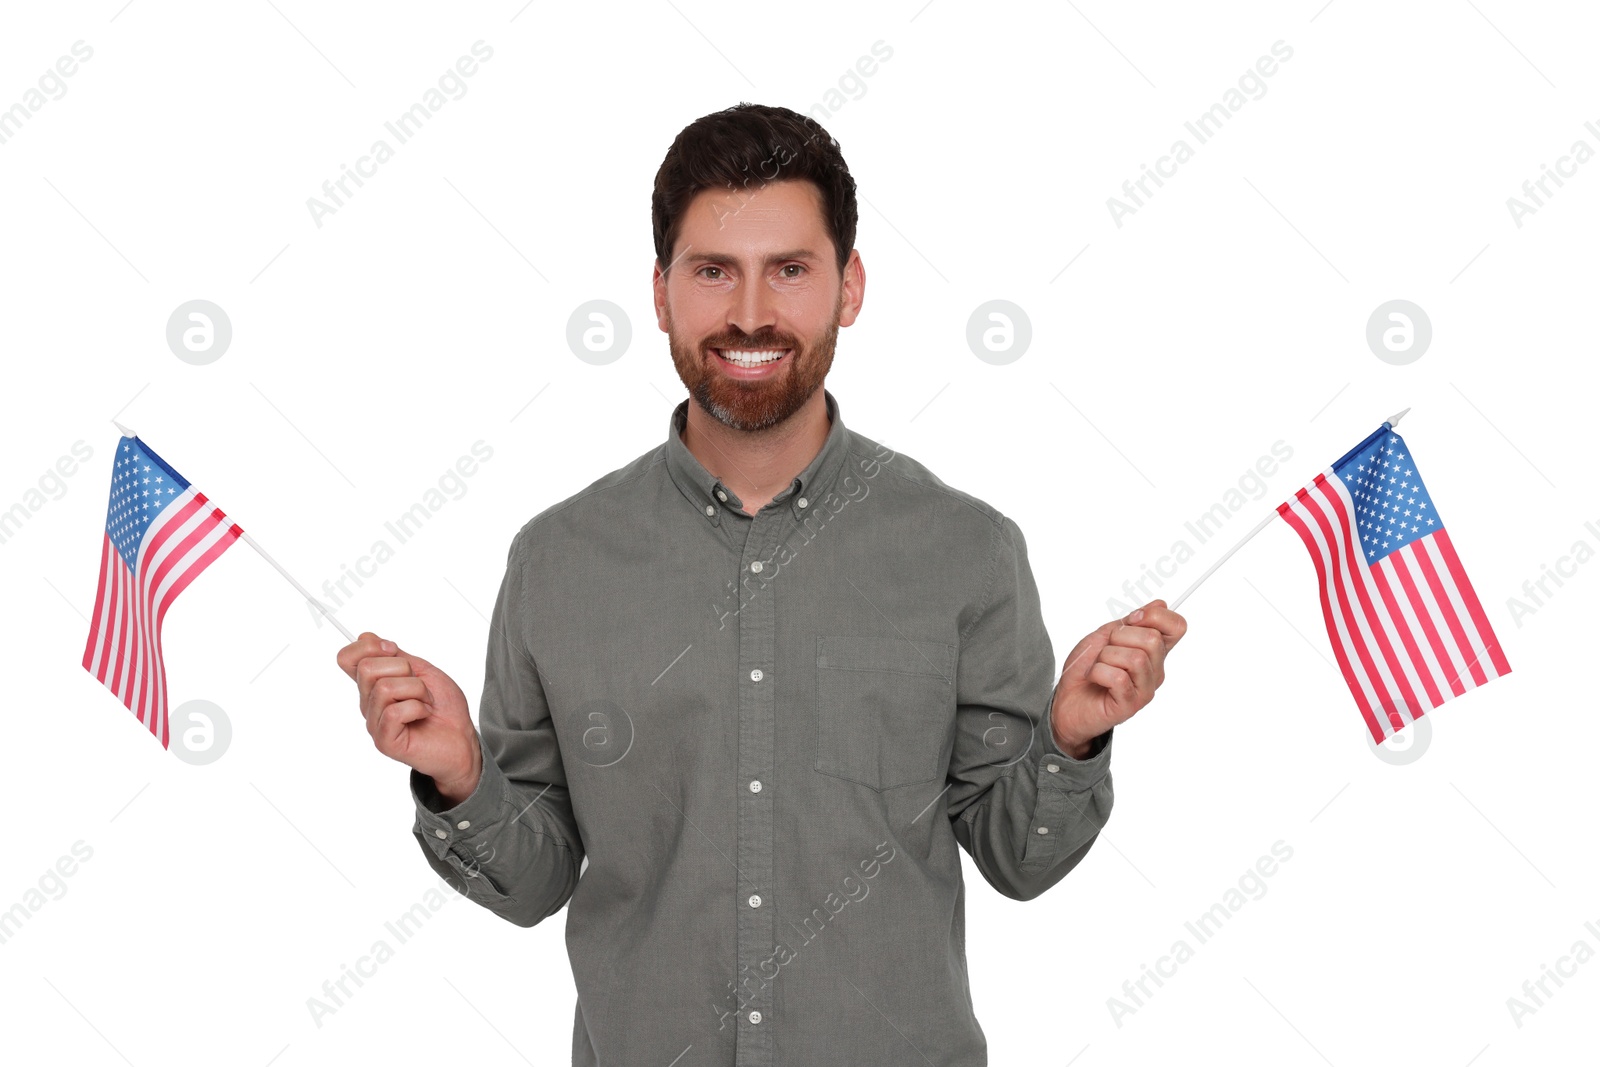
[665,387,850,525]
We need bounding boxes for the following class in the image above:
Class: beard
[667,297,840,433]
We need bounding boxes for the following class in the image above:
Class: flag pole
[111,420,357,642]
[1169,511,1275,610]
[1167,408,1410,611]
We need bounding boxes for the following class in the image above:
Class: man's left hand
[1049,599,1187,759]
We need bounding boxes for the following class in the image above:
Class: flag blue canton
[1333,429,1441,567]
[105,436,189,571]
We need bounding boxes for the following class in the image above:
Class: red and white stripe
[1277,472,1510,744]
[81,488,241,748]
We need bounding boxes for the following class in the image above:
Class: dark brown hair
[652,102,858,276]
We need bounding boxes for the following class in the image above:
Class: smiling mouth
[712,347,791,368]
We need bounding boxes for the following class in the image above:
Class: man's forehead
[684,181,825,238]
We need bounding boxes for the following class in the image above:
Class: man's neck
[681,390,830,516]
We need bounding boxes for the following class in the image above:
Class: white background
[1,1,1595,1064]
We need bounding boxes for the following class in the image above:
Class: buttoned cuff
[1022,725,1113,870]
[410,733,512,890]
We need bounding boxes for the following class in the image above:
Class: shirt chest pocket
[814,633,957,792]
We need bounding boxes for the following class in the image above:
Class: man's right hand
[336,631,482,806]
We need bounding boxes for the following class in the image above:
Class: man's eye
[781,264,805,277]
[698,266,724,279]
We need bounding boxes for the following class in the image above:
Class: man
[337,102,1185,1065]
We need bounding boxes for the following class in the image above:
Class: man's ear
[652,260,670,333]
[837,249,865,328]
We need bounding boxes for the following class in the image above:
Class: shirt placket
[734,503,781,1065]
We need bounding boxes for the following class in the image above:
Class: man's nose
[728,279,778,338]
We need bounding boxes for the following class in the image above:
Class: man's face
[654,178,864,432]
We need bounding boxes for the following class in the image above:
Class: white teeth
[718,348,788,366]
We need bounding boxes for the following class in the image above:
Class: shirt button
[749,780,762,793]
[797,497,809,509]
[749,560,763,573]
[1045,763,1059,773]
[434,829,448,839]
[704,505,715,516]
[750,668,763,682]
[457,820,471,829]
[749,1011,763,1025]
[716,489,728,502]
[1037,826,1050,835]
[749,894,762,908]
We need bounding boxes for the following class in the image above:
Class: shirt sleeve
[408,532,585,927]
[946,513,1115,902]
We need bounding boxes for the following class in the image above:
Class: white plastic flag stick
[111,420,357,642]
[1169,510,1276,611]
[1168,408,1410,611]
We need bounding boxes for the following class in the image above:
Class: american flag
[1277,423,1510,744]
[82,435,242,748]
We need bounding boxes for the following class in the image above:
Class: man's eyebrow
[680,248,822,266]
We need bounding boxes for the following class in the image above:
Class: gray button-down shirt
[410,387,1114,1066]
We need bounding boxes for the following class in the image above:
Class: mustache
[702,329,799,351]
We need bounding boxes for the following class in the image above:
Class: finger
[1107,623,1165,660]
[1087,662,1138,709]
[398,648,440,676]
[337,631,390,680]
[1128,600,1187,650]
[1099,643,1158,693]
[1105,625,1166,687]
[354,654,414,710]
[1060,621,1118,683]
[365,674,429,730]
[373,697,432,752]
